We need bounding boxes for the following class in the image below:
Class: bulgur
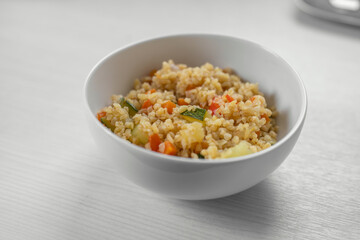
[97,60,278,159]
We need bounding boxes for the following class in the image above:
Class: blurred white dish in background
[330,0,359,11]
[296,0,360,26]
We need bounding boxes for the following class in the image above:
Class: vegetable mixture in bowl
[97,60,278,159]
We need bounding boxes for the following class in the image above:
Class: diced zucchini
[198,153,205,159]
[100,117,115,131]
[182,115,201,124]
[181,108,206,120]
[120,97,138,117]
[181,108,211,125]
[220,141,254,158]
[131,124,148,145]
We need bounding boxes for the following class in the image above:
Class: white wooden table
[1,1,359,239]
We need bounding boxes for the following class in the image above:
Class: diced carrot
[161,101,176,114]
[149,69,157,77]
[261,114,270,123]
[178,98,189,105]
[97,111,106,121]
[201,142,209,149]
[255,131,261,138]
[163,141,177,155]
[141,99,152,109]
[186,84,197,91]
[225,94,234,102]
[146,89,156,94]
[250,96,256,102]
[209,102,220,115]
[149,133,161,151]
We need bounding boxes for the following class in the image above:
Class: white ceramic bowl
[84,34,307,200]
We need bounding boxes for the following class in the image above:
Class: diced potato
[192,122,205,142]
[179,122,205,147]
[220,141,254,158]
[131,124,148,145]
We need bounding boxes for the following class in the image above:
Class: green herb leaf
[198,153,205,159]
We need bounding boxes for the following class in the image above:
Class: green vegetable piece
[198,153,205,159]
[131,124,148,145]
[120,97,138,117]
[180,108,207,121]
[100,117,115,131]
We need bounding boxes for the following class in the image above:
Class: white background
[1,0,359,239]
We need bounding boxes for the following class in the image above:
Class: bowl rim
[84,33,307,165]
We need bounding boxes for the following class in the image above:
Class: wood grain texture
[1,0,359,239]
